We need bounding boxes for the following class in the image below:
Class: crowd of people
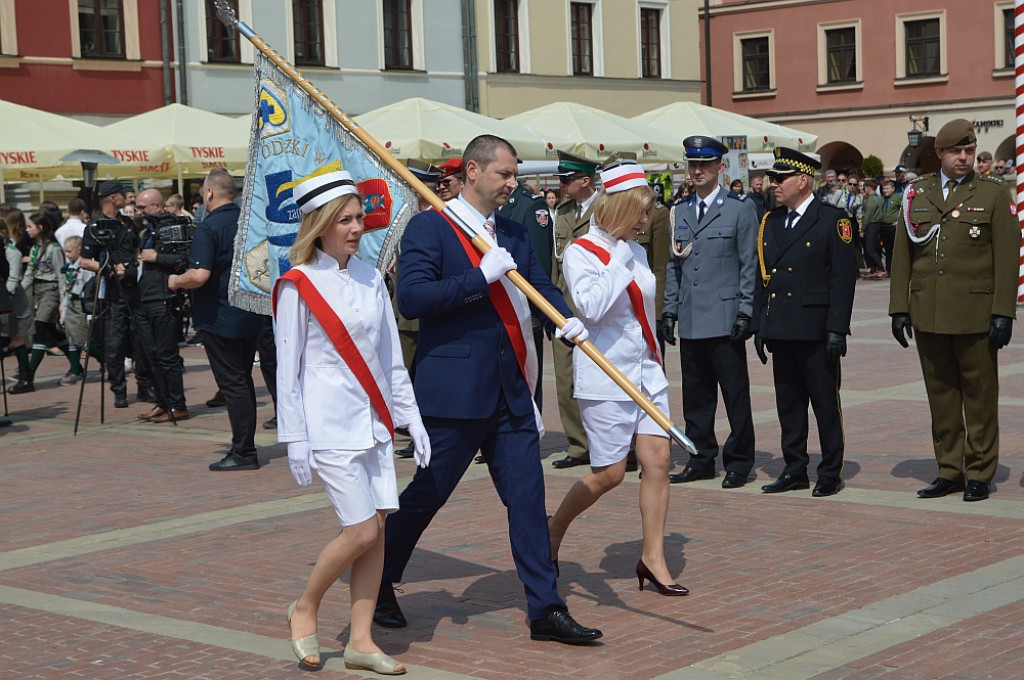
[0,120,1016,671]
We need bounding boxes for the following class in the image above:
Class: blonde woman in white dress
[548,160,688,597]
[275,171,430,674]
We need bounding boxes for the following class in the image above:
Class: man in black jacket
[754,148,857,497]
[134,189,190,422]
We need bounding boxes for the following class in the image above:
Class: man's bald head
[136,188,165,215]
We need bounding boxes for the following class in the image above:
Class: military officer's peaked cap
[406,158,440,182]
[770,147,821,177]
[555,150,599,176]
[683,136,728,161]
[934,119,977,149]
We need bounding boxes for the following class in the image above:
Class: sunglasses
[437,177,458,187]
[766,172,797,184]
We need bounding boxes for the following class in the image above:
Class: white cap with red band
[599,161,648,193]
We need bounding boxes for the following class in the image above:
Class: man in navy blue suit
[374,135,602,644]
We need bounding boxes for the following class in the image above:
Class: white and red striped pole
[1017,0,1024,303]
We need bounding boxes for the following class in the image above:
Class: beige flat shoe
[286,600,320,668]
[343,647,406,675]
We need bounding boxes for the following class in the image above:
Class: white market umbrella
[505,102,686,163]
[633,101,817,153]
[356,97,564,162]
[0,99,109,182]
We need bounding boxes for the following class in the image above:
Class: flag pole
[214,1,696,454]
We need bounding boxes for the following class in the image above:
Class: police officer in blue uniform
[662,137,759,488]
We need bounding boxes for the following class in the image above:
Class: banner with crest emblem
[229,51,419,315]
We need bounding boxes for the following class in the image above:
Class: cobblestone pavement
[2,280,1023,679]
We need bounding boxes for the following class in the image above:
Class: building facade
[472,0,702,118]
[0,1,702,123]
[703,0,1016,173]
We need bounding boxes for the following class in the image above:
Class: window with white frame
[895,11,945,80]
[494,0,519,73]
[570,2,594,76]
[817,20,861,87]
[0,0,17,56]
[640,7,661,78]
[71,0,139,61]
[996,3,1013,71]
[734,31,773,94]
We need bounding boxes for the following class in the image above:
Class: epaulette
[653,202,665,210]
[911,173,935,185]
[729,191,747,201]
[979,173,1004,184]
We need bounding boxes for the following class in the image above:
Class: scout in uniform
[754,147,857,497]
[661,136,759,488]
[889,119,1018,502]
[549,150,600,468]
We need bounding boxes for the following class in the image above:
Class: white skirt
[578,387,670,467]
[313,441,399,527]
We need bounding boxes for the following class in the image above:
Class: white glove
[407,418,431,468]
[287,441,317,486]
[555,317,589,343]
[479,246,517,284]
[610,239,633,266]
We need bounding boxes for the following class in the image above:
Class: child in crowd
[11,212,78,393]
[59,235,100,384]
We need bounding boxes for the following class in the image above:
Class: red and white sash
[273,266,395,438]
[571,237,663,367]
[442,199,543,435]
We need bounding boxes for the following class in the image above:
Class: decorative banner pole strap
[570,238,662,367]
[213,0,695,454]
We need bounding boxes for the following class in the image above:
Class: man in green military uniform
[498,179,554,408]
[549,150,599,468]
[889,119,1018,502]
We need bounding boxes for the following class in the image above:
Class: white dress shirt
[562,223,668,401]
[276,250,420,450]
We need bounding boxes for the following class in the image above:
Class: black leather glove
[826,331,847,362]
[659,314,677,346]
[891,313,913,348]
[754,333,769,365]
[730,314,753,342]
[989,315,1013,350]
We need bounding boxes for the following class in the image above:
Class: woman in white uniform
[548,160,687,597]
[275,171,430,674]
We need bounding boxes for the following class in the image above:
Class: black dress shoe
[262,417,277,429]
[761,473,810,494]
[529,609,602,644]
[394,443,415,458]
[208,453,260,471]
[374,582,407,628]
[812,476,844,497]
[917,477,965,499]
[205,391,226,408]
[669,466,714,484]
[114,393,129,409]
[963,480,989,502]
[551,455,588,469]
[721,471,747,489]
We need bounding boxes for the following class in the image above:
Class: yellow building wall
[476,0,702,118]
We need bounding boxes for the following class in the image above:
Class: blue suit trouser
[381,400,565,621]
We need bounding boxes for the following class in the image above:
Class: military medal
[969,225,981,239]
[951,203,962,219]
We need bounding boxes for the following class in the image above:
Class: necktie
[786,210,798,230]
[697,200,706,224]
[574,204,581,221]
[945,179,956,201]
[483,218,495,238]
[882,197,889,212]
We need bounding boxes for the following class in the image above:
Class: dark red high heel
[636,559,689,596]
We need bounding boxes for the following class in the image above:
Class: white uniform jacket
[562,223,668,401]
[275,250,420,450]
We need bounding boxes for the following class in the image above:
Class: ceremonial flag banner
[230,51,419,314]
